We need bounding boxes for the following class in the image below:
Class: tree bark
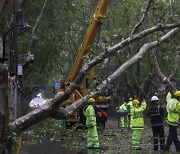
[9,27,180,133]
[0,64,9,141]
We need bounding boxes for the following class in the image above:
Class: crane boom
[54,0,111,128]
[66,0,110,83]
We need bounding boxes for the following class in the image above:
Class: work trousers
[164,125,180,152]
[87,126,99,148]
[120,116,127,128]
[128,115,132,128]
[131,129,142,149]
[152,126,165,150]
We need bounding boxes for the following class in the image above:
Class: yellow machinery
[54,0,111,127]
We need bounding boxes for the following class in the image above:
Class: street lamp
[0,23,31,62]
[18,53,34,62]
[0,23,31,119]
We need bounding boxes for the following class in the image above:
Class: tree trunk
[9,27,180,133]
[0,64,9,141]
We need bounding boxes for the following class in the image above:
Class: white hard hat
[151,96,159,102]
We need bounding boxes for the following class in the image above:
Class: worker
[164,91,180,152]
[116,106,120,127]
[148,96,165,151]
[127,97,133,128]
[84,98,100,149]
[131,99,147,150]
[119,102,127,128]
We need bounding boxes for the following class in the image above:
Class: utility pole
[11,0,18,120]
[11,0,18,76]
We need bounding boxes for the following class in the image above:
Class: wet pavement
[20,116,180,154]
[20,140,81,154]
[20,140,108,154]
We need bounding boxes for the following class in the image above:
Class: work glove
[141,102,147,109]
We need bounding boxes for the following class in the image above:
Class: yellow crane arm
[66,0,110,83]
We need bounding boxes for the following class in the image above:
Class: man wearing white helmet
[148,96,165,151]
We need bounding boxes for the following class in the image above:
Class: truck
[54,0,111,128]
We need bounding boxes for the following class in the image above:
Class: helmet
[174,91,180,97]
[151,96,159,102]
[132,99,140,105]
[129,97,133,101]
[88,98,95,103]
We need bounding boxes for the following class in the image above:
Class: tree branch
[66,27,180,115]
[24,0,49,66]
[131,0,152,35]
[9,25,180,132]
[150,51,177,93]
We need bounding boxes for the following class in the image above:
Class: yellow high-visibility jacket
[119,104,127,112]
[166,92,180,126]
[132,102,147,129]
[84,105,96,128]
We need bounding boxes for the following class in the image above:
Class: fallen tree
[1,0,179,137]
[9,24,180,133]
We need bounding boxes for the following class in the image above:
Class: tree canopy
[0,0,179,136]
